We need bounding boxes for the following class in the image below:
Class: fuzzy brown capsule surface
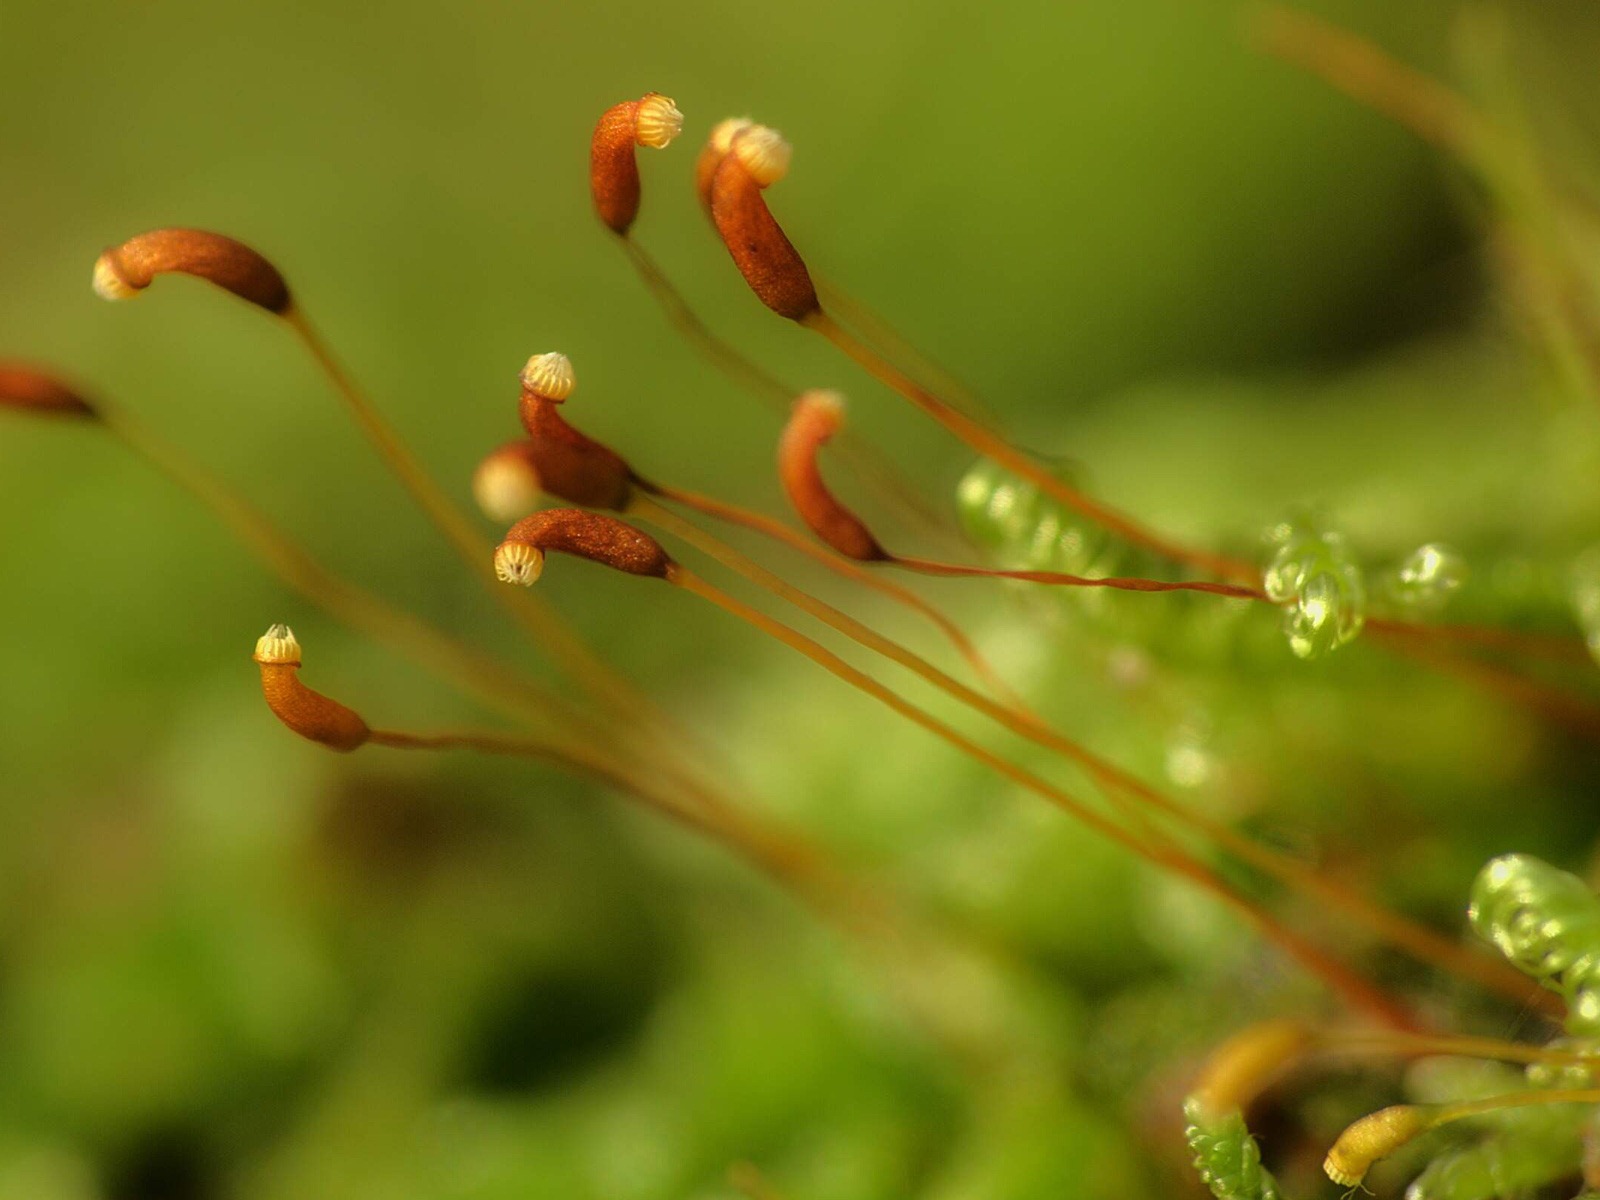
[710,130,819,322]
[253,625,370,751]
[694,117,753,215]
[590,94,683,236]
[499,508,673,579]
[94,228,292,313]
[517,392,637,512]
[778,391,886,561]
[0,365,97,419]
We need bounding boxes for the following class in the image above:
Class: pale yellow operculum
[519,352,575,401]
[92,254,140,300]
[797,388,847,425]
[253,623,303,666]
[635,94,684,149]
[1324,1105,1432,1188]
[732,124,792,187]
[494,542,544,586]
[709,117,754,156]
[473,452,542,523]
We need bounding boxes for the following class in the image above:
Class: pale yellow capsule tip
[709,116,754,156]
[495,541,545,586]
[635,94,684,150]
[473,451,543,524]
[253,623,302,666]
[92,254,140,301]
[798,388,847,421]
[732,124,792,187]
[1322,1156,1363,1189]
[520,351,575,401]
[1323,1105,1431,1189]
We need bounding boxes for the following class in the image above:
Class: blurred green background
[3,1,1600,1197]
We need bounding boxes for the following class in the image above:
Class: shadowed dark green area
[2,1,1600,1197]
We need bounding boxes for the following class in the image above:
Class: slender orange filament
[1326,1031,1600,1068]
[95,405,773,851]
[1373,625,1600,744]
[891,555,1267,599]
[364,727,859,931]
[280,309,763,812]
[620,238,792,409]
[640,480,1026,708]
[284,311,632,698]
[814,276,1000,427]
[665,562,1414,1029]
[292,693,1047,1063]
[1367,616,1595,666]
[102,407,589,737]
[802,310,1260,582]
[1431,1089,1600,1123]
[803,311,1596,730]
[630,495,1554,1013]
[617,239,952,540]
[1252,5,1480,156]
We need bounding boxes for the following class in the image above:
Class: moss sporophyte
[8,6,1600,1193]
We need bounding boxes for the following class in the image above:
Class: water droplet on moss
[1384,542,1466,614]
[1263,519,1366,659]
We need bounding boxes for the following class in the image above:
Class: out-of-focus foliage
[3,1,1600,1198]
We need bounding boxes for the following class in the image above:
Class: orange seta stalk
[706,122,1259,582]
[591,102,791,407]
[494,508,1417,1030]
[1250,5,1479,157]
[253,619,1091,1067]
[699,119,996,430]
[1190,1020,1600,1122]
[0,364,99,419]
[774,370,1594,719]
[248,623,860,917]
[779,388,1264,598]
[599,105,953,540]
[590,93,684,236]
[1188,1019,1315,1119]
[620,496,1555,1014]
[7,354,773,869]
[483,356,1555,1012]
[90,226,673,741]
[496,352,1021,702]
[1,364,613,746]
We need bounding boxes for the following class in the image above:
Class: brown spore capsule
[94,228,292,313]
[695,117,753,216]
[497,508,673,580]
[515,353,637,511]
[0,364,97,419]
[1324,1105,1433,1188]
[472,441,545,524]
[253,624,370,751]
[591,93,684,236]
[777,390,886,561]
[710,124,819,322]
